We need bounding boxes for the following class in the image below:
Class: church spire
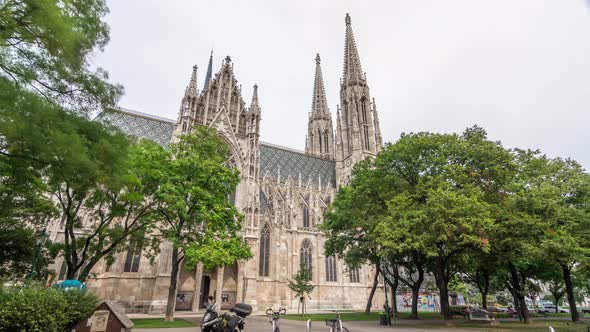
[203,51,213,90]
[306,54,334,160]
[250,84,260,111]
[311,53,328,114]
[185,65,198,98]
[342,13,364,84]
[336,13,382,186]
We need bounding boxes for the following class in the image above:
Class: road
[133,315,479,332]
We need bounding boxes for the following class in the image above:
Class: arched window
[259,224,271,276]
[361,99,368,123]
[349,267,360,283]
[302,204,310,228]
[325,255,337,282]
[364,126,370,150]
[300,239,313,278]
[324,131,329,155]
[124,242,142,273]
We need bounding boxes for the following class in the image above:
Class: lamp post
[28,227,48,281]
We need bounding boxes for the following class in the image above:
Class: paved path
[132,315,480,332]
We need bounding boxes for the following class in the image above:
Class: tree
[288,266,315,315]
[375,132,494,320]
[534,158,590,322]
[0,0,122,112]
[322,159,390,313]
[0,79,162,281]
[152,128,251,322]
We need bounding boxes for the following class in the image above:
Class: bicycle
[266,308,286,332]
[325,311,349,332]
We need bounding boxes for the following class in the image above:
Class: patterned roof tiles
[94,108,176,147]
[260,142,336,188]
[94,108,336,188]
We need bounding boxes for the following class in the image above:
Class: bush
[0,284,99,332]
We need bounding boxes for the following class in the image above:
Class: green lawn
[395,320,588,332]
[131,318,197,329]
[283,312,588,332]
[283,311,455,321]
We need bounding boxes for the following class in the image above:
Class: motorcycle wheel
[201,327,212,332]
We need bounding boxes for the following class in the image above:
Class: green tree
[322,158,389,313]
[0,79,161,281]
[375,132,494,320]
[151,128,251,322]
[0,0,121,112]
[534,158,590,322]
[288,266,315,315]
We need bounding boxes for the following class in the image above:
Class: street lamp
[28,227,48,281]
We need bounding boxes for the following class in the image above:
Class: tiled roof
[260,142,336,188]
[94,108,336,188]
[94,108,176,147]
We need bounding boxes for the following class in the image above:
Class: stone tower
[335,13,383,185]
[305,54,335,160]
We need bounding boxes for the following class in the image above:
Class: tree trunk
[481,290,488,310]
[165,246,180,322]
[509,265,531,324]
[391,276,398,314]
[561,264,580,323]
[409,267,425,319]
[365,264,380,313]
[434,258,452,320]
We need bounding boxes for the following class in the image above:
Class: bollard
[306,319,312,332]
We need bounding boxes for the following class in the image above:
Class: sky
[94,0,590,169]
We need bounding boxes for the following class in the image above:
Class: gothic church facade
[55,14,384,313]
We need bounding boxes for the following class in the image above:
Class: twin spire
[311,53,328,114]
[342,13,364,83]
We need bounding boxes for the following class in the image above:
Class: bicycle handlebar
[266,308,287,316]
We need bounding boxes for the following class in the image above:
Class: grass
[395,320,589,332]
[284,312,589,331]
[283,311,451,321]
[131,318,197,329]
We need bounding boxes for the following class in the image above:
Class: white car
[539,305,569,314]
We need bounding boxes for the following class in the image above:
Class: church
[54,13,385,313]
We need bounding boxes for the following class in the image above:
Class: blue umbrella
[55,279,87,290]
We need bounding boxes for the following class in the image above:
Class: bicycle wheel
[342,327,350,332]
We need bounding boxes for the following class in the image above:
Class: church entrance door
[199,276,211,308]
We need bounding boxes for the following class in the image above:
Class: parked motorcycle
[201,303,253,332]
[201,302,219,332]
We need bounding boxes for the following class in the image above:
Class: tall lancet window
[349,267,360,283]
[318,130,323,154]
[325,255,337,282]
[259,224,271,277]
[324,130,329,155]
[300,239,313,278]
[303,205,310,228]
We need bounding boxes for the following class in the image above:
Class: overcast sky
[94,0,590,169]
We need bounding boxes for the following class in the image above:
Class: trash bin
[379,313,387,325]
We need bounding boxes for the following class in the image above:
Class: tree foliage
[150,128,252,321]
[0,0,122,112]
[323,125,590,323]
[288,266,315,315]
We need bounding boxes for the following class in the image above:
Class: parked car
[538,305,569,314]
[487,306,508,313]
